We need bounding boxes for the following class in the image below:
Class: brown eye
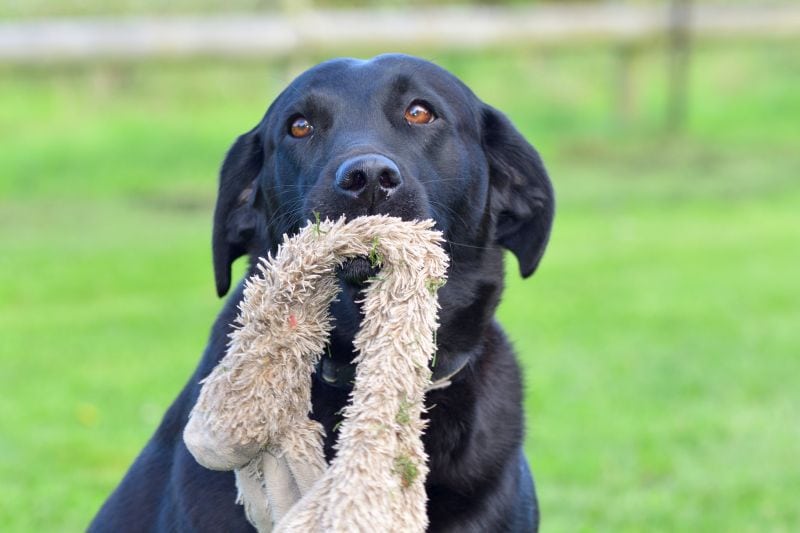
[289,116,313,138]
[404,102,435,125]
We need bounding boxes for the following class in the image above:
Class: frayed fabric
[183,215,448,533]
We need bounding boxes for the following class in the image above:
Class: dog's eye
[289,116,314,138]
[404,102,435,125]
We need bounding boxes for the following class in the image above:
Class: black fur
[90,54,554,532]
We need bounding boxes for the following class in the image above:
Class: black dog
[90,54,553,532]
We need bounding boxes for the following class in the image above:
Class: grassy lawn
[1,41,798,530]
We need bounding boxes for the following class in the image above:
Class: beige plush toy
[183,215,449,532]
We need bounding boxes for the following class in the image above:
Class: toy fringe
[183,215,448,532]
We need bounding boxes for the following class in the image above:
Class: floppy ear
[482,105,555,278]
[212,128,265,297]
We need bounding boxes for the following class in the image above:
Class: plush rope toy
[183,215,448,532]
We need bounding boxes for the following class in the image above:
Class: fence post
[280,0,314,83]
[667,0,692,131]
[613,43,637,129]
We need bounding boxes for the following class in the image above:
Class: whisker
[427,199,474,235]
[441,239,496,252]
[417,177,470,185]
[267,198,304,232]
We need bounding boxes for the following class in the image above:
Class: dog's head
[212,55,553,314]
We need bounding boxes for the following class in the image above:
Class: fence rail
[1,3,799,62]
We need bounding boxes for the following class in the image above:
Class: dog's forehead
[288,55,467,100]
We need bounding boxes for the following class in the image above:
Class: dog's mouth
[337,257,379,286]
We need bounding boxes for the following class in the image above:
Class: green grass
[1,41,799,531]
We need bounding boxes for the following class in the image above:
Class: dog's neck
[320,246,506,390]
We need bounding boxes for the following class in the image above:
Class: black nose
[334,154,402,200]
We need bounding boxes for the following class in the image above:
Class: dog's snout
[334,154,402,199]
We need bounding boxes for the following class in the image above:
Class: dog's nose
[334,154,402,200]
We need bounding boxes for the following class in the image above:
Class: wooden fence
[1,3,798,62]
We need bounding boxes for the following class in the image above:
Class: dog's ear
[212,128,264,297]
[482,105,554,278]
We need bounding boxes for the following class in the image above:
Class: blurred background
[1,0,798,530]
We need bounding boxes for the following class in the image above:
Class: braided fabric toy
[183,215,448,532]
